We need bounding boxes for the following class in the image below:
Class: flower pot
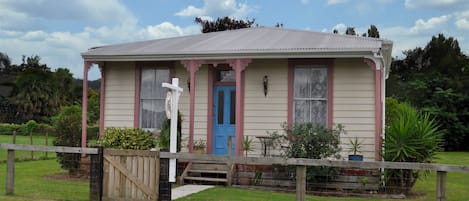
[193,148,205,154]
[348,154,363,161]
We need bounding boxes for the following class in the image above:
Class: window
[140,68,170,130]
[293,65,328,126]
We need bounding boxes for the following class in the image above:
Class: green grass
[176,152,469,201]
[0,159,89,201]
[0,134,57,162]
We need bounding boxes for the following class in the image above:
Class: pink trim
[181,59,251,156]
[99,64,105,136]
[206,66,214,154]
[229,59,252,156]
[364,58,383,161]
[181,60,203,153]
[81,61,92,156]
[287,59,334,128]
[375,69,383,161]
[134,64,141,128]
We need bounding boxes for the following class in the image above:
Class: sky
[1,0,469,80]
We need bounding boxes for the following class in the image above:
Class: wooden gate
[103,149,160,200]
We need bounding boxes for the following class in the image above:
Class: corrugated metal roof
[81,27,392,60]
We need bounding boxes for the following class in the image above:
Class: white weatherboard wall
[104,61,135,128]
[333,58,376,161]
[244,59,288,157]
[175,63,209,152]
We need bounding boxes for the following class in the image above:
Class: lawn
[176,152,469,201]
[0,159,89,201]
[0,134,57,162]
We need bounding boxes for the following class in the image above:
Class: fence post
[436,171,447,201]
[296,165,306,201]
[227,136,233,186]
[45,131,49,158]
[6,149,15,195]
[30,131,33,159]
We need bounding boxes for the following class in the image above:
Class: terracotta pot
[193,149,205,154]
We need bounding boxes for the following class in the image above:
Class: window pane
[141,99,165,129]
[294,100,309,124]
[153,69,170,98]
[310,100,327,126]
[294,68,310,98]
[141,69,155,99]
[217,90,224,124]
[310,68,327,98]
[230,90,236,124]
[217,70,235,82]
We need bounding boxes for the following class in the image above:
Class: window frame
[288,59,334,128]
[293,65,328,126]
[134,61,174,130]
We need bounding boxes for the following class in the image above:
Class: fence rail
[0,143,98,154]
[2,144,469,201]
[160,152,469,172]
[161,152,469,201]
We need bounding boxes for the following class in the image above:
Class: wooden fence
[103,149,160,201]
[2,143,469,201]
[160,152,469,201]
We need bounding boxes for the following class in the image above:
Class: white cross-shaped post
[162,78,183,182]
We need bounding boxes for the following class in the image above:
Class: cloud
[300,0,310,4]
[0,21,200,80]
[381,16,468,57]
[455,10,469,30]
[0,0,136,31]
[326,0,348,5]
[404,0,469,10]
[175,0,254,19]
[410,15,451,33]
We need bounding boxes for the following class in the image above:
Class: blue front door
[213,86,236,155]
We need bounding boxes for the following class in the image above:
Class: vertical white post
[162,78,183,183]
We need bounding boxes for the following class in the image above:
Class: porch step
[189,169,228,174]
[181,161,234,186]
[184,176,228,183]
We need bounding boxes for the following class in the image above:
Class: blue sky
[1,0,469,80]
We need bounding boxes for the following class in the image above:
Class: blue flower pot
[348,155,363,161]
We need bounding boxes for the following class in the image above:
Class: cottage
[81,27,392,161]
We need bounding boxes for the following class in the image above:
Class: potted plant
[348,137,363,161]
[242,136,254,157]
[192,139,206,154]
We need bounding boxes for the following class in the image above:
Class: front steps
[180,161,234,186]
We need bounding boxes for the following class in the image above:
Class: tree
[195,16,255,33]
[0,52,11,70]
[345,27,356,36]
[367,25,380,38]
[9,56,59,122]
[387,34,469,150]
[54,68,76,107]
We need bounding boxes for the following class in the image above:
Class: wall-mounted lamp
[263,75,268,97]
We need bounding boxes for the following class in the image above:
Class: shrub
[53,105,82,175]
[98,127,156,150]
[272,123,343,187]
[158,111,182,151]
[383,102,443,193]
